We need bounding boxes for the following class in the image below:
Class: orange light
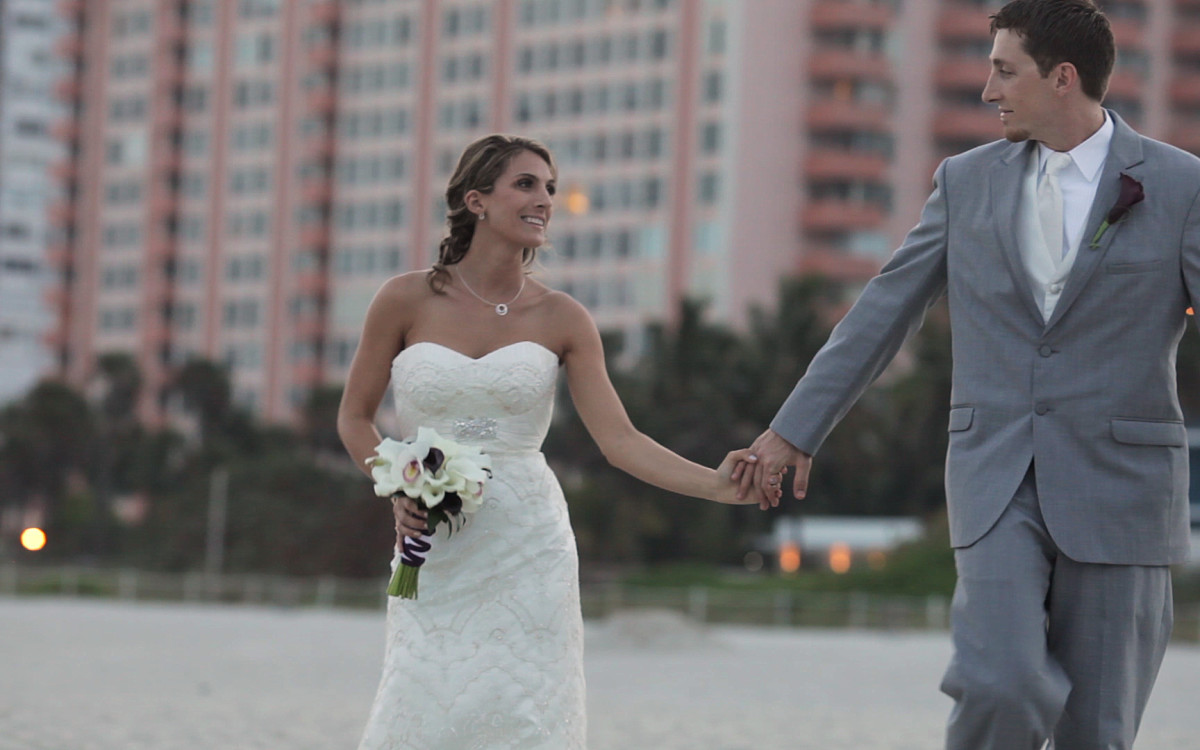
[565,185,589,215]
[829,542,851,574]
[779,543,801,573]
[1188,308,1194,316]
[20,527,47,552]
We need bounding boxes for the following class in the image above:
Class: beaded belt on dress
[451,417,540,457]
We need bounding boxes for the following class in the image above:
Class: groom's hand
[732,429,811,508]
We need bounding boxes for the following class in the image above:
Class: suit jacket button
[1035,403,1050,415]
[1038,345,1053,357]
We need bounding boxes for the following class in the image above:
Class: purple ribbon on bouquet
[400,532,432,567]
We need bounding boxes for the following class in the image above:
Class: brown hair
[427,134,557,293]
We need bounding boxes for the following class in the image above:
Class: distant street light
[20,527,47,552]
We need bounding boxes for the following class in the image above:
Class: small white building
[765,516,924,573]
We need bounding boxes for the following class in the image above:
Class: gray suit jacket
[771,112,1198,565]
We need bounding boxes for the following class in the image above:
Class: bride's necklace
[456,270,526,316]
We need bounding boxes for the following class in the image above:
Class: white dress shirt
[1019,112,1114,320]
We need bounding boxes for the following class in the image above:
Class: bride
[337,134,772,749]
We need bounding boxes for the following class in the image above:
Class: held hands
[731,428,812,510]
[712,449,776,506]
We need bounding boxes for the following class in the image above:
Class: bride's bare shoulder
[373,270,438,306]
[535,286,600,348]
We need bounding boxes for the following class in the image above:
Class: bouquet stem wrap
[389,531,432,598]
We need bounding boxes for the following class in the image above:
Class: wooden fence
[4,564,1198,641]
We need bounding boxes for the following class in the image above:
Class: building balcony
[1109,18,1143,49]
[1172,73,1200,105]
[43,286,69,312]
[935,57,990,92]
[291,362,324,386]
[155,104,183,132]
[294,316,325,340]
[159,20,186,47]
[1168,121,1200,154]
[299,226,330,250]
[302,179,333,205]
[50,159,77,184]
[811,0,892,30]
[54,77,81,102]
[54,33,84,60]
[1174,24,1200,56]
[306,87,337,114]
[309,42,337,70]
[937,4,992,39]
[310,0,340,25]
[802,200,887,232]
[932,106,1002,142]
[44,243,72,269]
[1107,69,1143,101]
[796,247,883,282]
[56,0,84,18]
[808,49,891,82]
[295,271,328,296]
[50,119,79,143]
[149,191,178,216]
[806,99,890,133]
[48,201,74,224]
[153,149,182,175]
[805,149,890,182]
[304,133,336,161]
[41,325,67,350]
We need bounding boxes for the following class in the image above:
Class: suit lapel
[990,140,1043,325]
[1044,111,1146,331]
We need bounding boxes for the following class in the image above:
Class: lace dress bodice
[390,340,558,455]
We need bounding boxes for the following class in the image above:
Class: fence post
[849,592,869,628]
[604,582,622,617]
[182,572,202,601]
[61,567,79,596]
[925,595,948,630]
[774,591,793,626]
[687,586,708,623]
[316,576,337,608]
[117,570,138,601]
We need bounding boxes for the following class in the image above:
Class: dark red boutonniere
[1089,173,1144,248]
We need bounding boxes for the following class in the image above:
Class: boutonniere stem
[1090,173,1144,248]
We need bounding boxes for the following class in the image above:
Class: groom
[737,1,1196,747]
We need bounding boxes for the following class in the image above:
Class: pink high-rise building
[44,0,1200,423]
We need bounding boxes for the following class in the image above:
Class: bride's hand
[713,449,778,506]
[392,495,429,545]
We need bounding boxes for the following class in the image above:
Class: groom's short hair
[990,0,1115,103]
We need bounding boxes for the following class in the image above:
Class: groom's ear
[1051,61,1079,97]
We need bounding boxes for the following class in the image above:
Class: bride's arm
[557,296,766,506]
[337,275,413,478]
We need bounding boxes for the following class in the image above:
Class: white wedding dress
[357,340,587,749]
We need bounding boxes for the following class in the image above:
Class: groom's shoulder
[944,139,1014,171]
[1137,132,1200,177]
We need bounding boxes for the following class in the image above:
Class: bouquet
[366,427,492,598]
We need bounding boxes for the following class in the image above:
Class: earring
[477,212,486,221]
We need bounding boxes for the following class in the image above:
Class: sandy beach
[1,597,1197,750]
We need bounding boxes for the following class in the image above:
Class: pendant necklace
[457,271,526,316]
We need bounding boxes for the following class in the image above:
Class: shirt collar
[1036,111,1112,182]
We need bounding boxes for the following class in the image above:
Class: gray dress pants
[940,467,1173,750]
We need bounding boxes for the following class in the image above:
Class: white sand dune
[1,598,1196,750]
